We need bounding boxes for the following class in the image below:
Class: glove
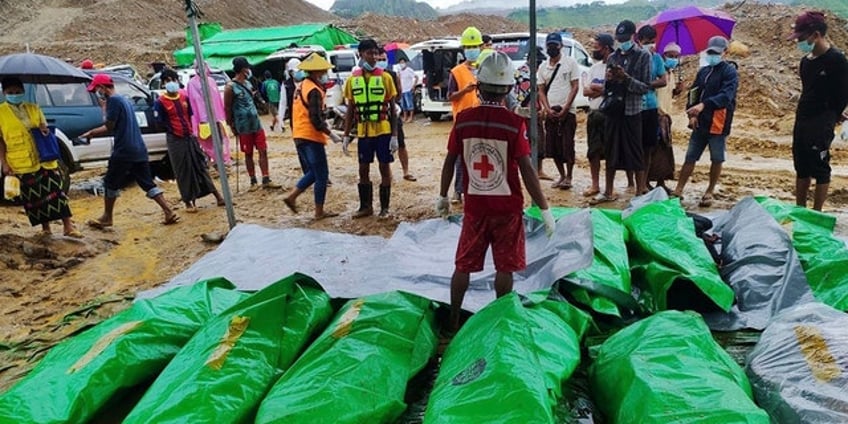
[342,136,351,156]
[435,196,450,218]
[329,132,342,144]
[389,136,399,154]
[541,209,555,238]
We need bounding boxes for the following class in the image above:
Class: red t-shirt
[448,105,531,217]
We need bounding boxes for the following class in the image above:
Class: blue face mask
[293,70,307,82]
[464,48,481,62]
[706,53,722,67]
[319,74,329,84]
[4,93,24,105]
[619,40,634,51]
[376,60,388,70]
[165,81,180,94]
[360,59,376,72]
[665,58,679,69]
[797,40,814,53]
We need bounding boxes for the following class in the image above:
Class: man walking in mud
[788,11,848,211]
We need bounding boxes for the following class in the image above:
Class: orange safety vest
[450,63,480,118]
[292,78,327,144]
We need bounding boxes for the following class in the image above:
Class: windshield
[493,37,573,62]
[331,54,357,72]
[406,49,423,71]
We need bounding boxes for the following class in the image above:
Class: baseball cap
[615,20,637,42]
[595,33,615,49]
[232,56,250,73]
[787,11,827,40]
[706,36,729,54]
[545,32,563,46]
[86,73,113,92]
[80,59,94,69]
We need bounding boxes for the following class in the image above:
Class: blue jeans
[295,142,329,205]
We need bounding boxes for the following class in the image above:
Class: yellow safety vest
[0,102,56,174]
[350,73,388,123]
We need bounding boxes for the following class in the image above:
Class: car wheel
[426,112,442,122]
[414,87,422,113]
[150,154,175,181]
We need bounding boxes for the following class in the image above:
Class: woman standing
[0,77,81,237]
[283,53,341,220]
[186,62,232,166]
[153,69,224,212]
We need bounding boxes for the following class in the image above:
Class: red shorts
[455,213,526,273]
[238,129,267,156]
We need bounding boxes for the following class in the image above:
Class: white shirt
[584,62,607,110]
[538,55,580,113]
[397,66,417,94]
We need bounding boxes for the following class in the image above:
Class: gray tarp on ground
[145,212,594,312]
[704,197,815,331]
[746,302,848,423]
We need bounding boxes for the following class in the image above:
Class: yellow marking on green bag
[793,325,841,383]
[332,299,365,339]
[206,316,250,370]
[68,321,143,374]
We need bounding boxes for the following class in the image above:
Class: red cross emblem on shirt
[473,154,495,179]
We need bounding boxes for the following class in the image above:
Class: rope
[184,0,203,19]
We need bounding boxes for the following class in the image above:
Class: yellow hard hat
[461,26,483,47]
[298,52,332,71]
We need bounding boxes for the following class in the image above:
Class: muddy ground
[1,107,847,390]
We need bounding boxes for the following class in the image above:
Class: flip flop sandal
[559,181,573,190]
[403,174,417,182]
[283,198,298,214]
[313,212,340,221]
[589,193,618,205]
[699,194,714,207]
[185,206,199,214]
[582,188,600,197]
[86,219,113,230]
[63,229,84,239]
[162,214,181,225]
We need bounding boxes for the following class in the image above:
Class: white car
[148,68,230,98]
[409,38,463,121]
[265,46,343,109]
[490,32,592,110]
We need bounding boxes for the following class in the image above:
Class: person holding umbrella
[0,77,82,238]
[282,53,342,220]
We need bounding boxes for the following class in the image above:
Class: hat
[615,20,637,41]
[595,33,615,49]
[80,59,94,70]
[86,73,113,92]
[706,36,729,54]
[286,58,301,72]
[232,56,250,73]
[545,32,563,46]
[298,52,332,71]
[358,39,379,53]
[663,42,682,54]
[787,11,827,40]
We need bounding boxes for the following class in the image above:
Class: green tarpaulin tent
[173,23,358,70]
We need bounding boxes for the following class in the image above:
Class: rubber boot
[378,185,391,218]
[353,182,373,218]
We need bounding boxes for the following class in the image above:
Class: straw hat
[298,52,332,71]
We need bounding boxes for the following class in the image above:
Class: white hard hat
[286,58,302,72]
[477,51,514,91]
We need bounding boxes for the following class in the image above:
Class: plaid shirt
[607,46,652,116]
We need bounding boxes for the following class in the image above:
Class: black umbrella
[0,52,91,84]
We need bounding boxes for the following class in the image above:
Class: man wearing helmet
[437,51,555,334]
[446,26,484,204]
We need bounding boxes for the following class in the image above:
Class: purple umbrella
[644,6,736,55]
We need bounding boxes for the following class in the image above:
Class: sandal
[559,179,573,190]
[589,192,618,205]
[403,174,417,182]
[283,198,298,214]
[313,212,339,221]
[699,194,714,207]
[162,213,181,226]
[86,219,113,230]
[63,229,84,239]
[582,188,600,197]
[185,206,199,214]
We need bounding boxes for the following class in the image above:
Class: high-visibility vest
[350,69,388,123]
[450,63,480,118]
[292,78,327,144]
[0,102,56,174]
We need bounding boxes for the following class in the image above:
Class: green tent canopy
[173,23,358,69]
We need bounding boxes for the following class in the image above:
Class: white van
[265,46,343,108]
[491,32,592,110]
[409,38,463,121]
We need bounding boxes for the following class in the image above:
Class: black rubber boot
[378,185,391,218]
[353,183,373,218]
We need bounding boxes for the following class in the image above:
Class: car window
[211,72,229,87]
[574,46,590,67]
[34,84,52,106]
[406,50,423,71]
[331,54,356,72]
[46,83,93,107]
[113,79,149,105]
[494,41,525,61]
[149,76,162,90]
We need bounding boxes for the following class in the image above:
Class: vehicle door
[111,77,168,155]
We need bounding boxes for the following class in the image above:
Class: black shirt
[797,46,848,119]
